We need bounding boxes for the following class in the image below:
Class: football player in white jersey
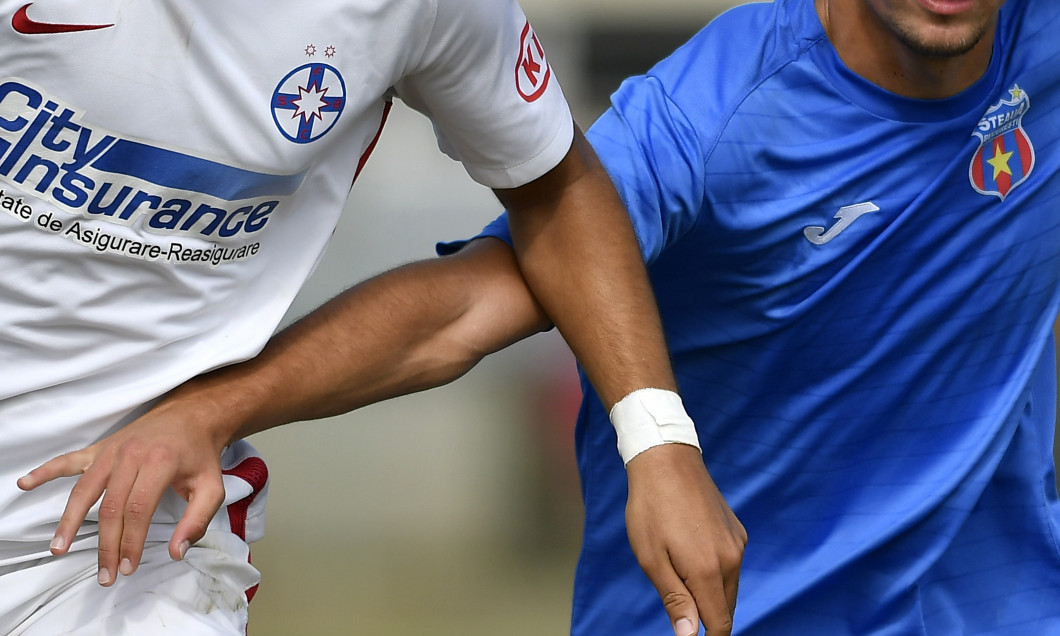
[1,0,719,633]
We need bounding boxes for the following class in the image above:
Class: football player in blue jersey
[24,0,1060,634]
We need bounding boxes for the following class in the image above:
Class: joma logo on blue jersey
[0,79,306,240]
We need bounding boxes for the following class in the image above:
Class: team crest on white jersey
[515,21,550,102]
[271,63,346,144]
[969,85,1034,201]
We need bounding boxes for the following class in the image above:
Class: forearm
[497,127,676,409]
[158,238,549,446]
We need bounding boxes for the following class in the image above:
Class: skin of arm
[496,127,678,408]
[176,237,552,441]
[497,127,747,636]
[20,127,745,636]
[21,237,550,573]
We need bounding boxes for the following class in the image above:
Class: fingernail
[674,618,696,636]
[49,535,65,552]
[97,567,112,586]
[119,558,133,576]
[178,540,190,560]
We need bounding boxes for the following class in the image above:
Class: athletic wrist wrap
[609,388,701,465]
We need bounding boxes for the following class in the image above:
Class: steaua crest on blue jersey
[271,63,347,144]
[969,85,1035,200]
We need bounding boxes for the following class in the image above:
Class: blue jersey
[459,0,1060,633]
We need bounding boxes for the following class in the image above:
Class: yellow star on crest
[1009,85,1024,101]
[988,145,1014,180]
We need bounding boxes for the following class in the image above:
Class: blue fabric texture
[447,1,1060,632]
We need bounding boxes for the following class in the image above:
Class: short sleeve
[587,74,707,264]
[395,0,574,189]
[437,67,708,263]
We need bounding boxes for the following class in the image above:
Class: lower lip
[916,0,976,16]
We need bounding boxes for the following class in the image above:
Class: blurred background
[248,1,740,633]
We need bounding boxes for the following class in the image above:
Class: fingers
[647,554,738,636]
[683,560,735,636]
[686,520,747,634]
[17,449,95,491]
[95,457,140,586]
[95,457,224,584]
[728,522,749,611]
[649,559,740,636]
[169,476,226,562]
[18,408,231,589]
[625,445,746,635]
[721,524,748,617]
[45,452,109,556]
[23,445,188,586]
[649,565,701,636]
[113,458,183,579]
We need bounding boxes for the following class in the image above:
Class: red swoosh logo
[12,3,113,34]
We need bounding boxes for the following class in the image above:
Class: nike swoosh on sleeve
[12,3,114,34]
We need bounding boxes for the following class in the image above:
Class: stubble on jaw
[889,14,992,59]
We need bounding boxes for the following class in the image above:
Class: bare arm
[183,237,549,442]
[19,238,549,579]
[23,129,744,636]
[497,127,676,408]
[498,126,744,636]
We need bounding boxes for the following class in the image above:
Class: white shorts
[0,530,260,635]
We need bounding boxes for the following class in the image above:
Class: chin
[898,21,991,58]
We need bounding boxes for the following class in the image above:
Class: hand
[16,397,228,587]
[625,443,747,636]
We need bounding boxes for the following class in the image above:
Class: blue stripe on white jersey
[92,139,306,200]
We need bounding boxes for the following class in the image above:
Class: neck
[818,0,998,99]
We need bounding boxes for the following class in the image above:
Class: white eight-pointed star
[291,84,330,123]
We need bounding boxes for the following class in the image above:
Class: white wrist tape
[609,388,701,465]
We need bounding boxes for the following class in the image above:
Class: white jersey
[0,0,573,566]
